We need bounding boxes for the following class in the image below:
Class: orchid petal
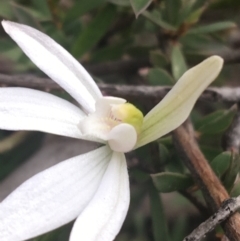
[136,56,223,148]
[70,152,129,241]
[0,87,91,140]
[2,20,102,113]
[78,97,127,143]
[0,146,112,241]
[107,123,137,152]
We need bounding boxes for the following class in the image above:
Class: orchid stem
[173,120,240,241]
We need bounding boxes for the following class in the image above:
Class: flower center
[78,97,143,152]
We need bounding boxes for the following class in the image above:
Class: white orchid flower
[0,21,223,241]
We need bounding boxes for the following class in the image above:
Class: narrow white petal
[0,146,112,241]
[136,56,223,148]
[70,152,130,241]
[2,20,102,113]
[0,87,88,139]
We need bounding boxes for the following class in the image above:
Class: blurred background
[0,0,240,240]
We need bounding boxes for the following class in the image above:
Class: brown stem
[172,121,240,240]
[2,74,240,103]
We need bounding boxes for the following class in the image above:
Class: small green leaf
[223,153,240,191]
[148,68,174,86]
[189,21,236,35]
[142,10,176,31]
[0,0,13,18]
[130,0,152,18]
[163,0,181,26]
[107,0,130,6]
[230,179,240,197]
[159,143,171,165]
[171,44,188,81]
[91,40,129,62]
[31,0,51,20]
[210,152,231,178]
[149,50,168,67]
[196,108,237,135]
[183,6,205,25]
[151,172,193,193]
[11,2,42,30]
[149,182,170,241]
[180,33,229,56]
[64,0,105,23]
[200,145,222,161]
[72,4,117,58]
[177,2,193,24]
[171,216,188,241]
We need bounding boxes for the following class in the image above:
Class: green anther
[112,103,144,134]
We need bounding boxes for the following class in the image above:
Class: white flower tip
[1,20,21,36]
[1,20,13,34]
[204,55,224,74]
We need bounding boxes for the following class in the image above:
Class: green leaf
[196,108,237,135]
[177,2,192,24]
[107,0,130,6]
[223,153,240,191]
[0,0,13,18]
[91,40,130,62]
[72,4,117,58]
[31,0,51,20]
[210,152,231,178]
[149,50,168,67]
[163,0,181,25]
[151,172,193,193]
[130,0,153,18]
[171,216,187,241]
[142,10,176,31]
[149,182,170,241]
[200,145,222,161]
[189,21,236,35]
[148,68,174,86]
[11,2,42,30]
[180,33,229,56]
[64,0,106,23]
[159,143,171,164]
[183,6,205,25]
[171,44,188,81]
[230,179,240,197]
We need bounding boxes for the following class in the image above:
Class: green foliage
[188,21,236,34]
[195,108,237,135]
[149,49,168,67]
[147,68,174,86]
[230,179,240,198]
[130,0,153,18]
[223,153,240,191]
[210,152,231,178]
[142,10,177,30]
[64,0,105,23]
[170,44,188,81]
[0,0,239,240]
[151,172,194,193]
[71,4,117,58]
[149,182,170,241]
